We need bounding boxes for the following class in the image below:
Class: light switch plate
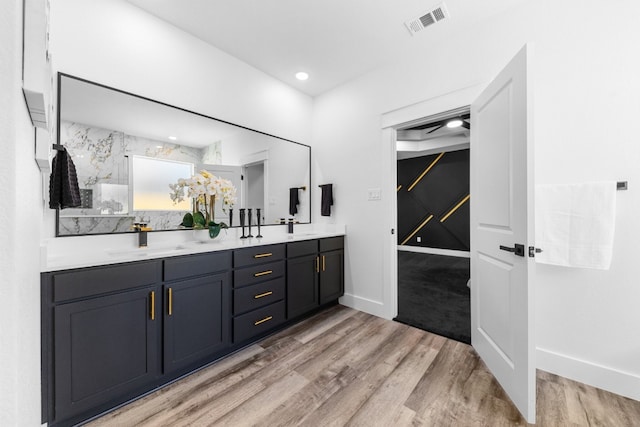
[367,188,381,201]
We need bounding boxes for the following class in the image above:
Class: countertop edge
[41,231,346,273]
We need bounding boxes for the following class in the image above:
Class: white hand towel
[535,181,616,269]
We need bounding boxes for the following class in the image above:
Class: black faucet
[133,223,148,247]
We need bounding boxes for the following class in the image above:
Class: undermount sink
[291,232,321,237]
[106,246,187,258]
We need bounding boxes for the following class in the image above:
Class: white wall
[0,0,45,424]
[312,0,640,400]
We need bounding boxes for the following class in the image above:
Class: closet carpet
[395,251,471,344]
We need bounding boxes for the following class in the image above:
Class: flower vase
[193,228,209,242]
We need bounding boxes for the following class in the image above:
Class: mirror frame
[55,72,312,237]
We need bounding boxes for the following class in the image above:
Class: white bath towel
[535,181,617,269]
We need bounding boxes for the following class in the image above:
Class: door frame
[240,150,269,221]
[381,84,484,320]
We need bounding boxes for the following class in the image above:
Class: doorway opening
[243,161,266,223]
[393,107,471,344]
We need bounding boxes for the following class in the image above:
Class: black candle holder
[229,208,233,228]
[247,208,254,238]
[256,208,263,238]
[239,208,247,239]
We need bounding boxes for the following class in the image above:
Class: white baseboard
[537,347,640,401]
[339,293,387,319]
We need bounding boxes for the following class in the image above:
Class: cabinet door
[164,273,230,374]
[54,287,160,420]
[320,250,344,304]
[287,254,319,319]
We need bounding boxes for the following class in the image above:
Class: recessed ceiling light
[446,119,463,128]
[295,72,309,81]
[168,136,177,141]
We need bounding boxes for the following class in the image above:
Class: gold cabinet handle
[254,316,273,326]
[254,291,273,299]
[316,256,320,273]
[150,291,155,320]
[322,255,326,272]
[254,252,273,258]
[254,270,273,277]
[168,287,173,316]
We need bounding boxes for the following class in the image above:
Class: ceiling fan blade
[427,124,445,134]
[461,121,470,129]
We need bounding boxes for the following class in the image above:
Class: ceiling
[126,0,525,97]
[396,112,470,159]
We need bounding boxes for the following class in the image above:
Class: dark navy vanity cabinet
[41,260,163,426]
[41,236,344,427]
[287,236,345,319]
[162,251,232,375]
[232,244,287,344]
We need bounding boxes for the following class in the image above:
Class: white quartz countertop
[41,224,346,272]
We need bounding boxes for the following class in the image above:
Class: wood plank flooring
[86,305,640,426]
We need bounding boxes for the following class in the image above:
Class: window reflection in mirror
[130,156,193,211]
[56,74,311,236]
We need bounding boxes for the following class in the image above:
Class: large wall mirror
[56,73,311,236]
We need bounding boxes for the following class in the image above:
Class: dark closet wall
[397,149,469,251]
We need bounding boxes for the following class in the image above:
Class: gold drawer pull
[316,256,320,273]
[322,255,326,272]
[254,316,273,326]
[150,291,155,320]
[168,287,173,316]
[254,252,273,258]
[254,291,273,299]
[254,270,273,277]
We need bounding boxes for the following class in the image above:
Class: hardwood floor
[86,305,640,426]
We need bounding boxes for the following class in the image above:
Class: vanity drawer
[233,300,286,343]
[52,261,161,303]
[287,239,318,258]
[164,251,231,282]
[234,260,285,288]
[234,277,285,315]
[320,236,344,252]
[234,244,285,268]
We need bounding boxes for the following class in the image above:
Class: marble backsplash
[58,121,220,235]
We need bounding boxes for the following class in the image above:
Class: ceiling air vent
[405,3,450,36]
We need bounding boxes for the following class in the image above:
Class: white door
[470,45,535,423]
